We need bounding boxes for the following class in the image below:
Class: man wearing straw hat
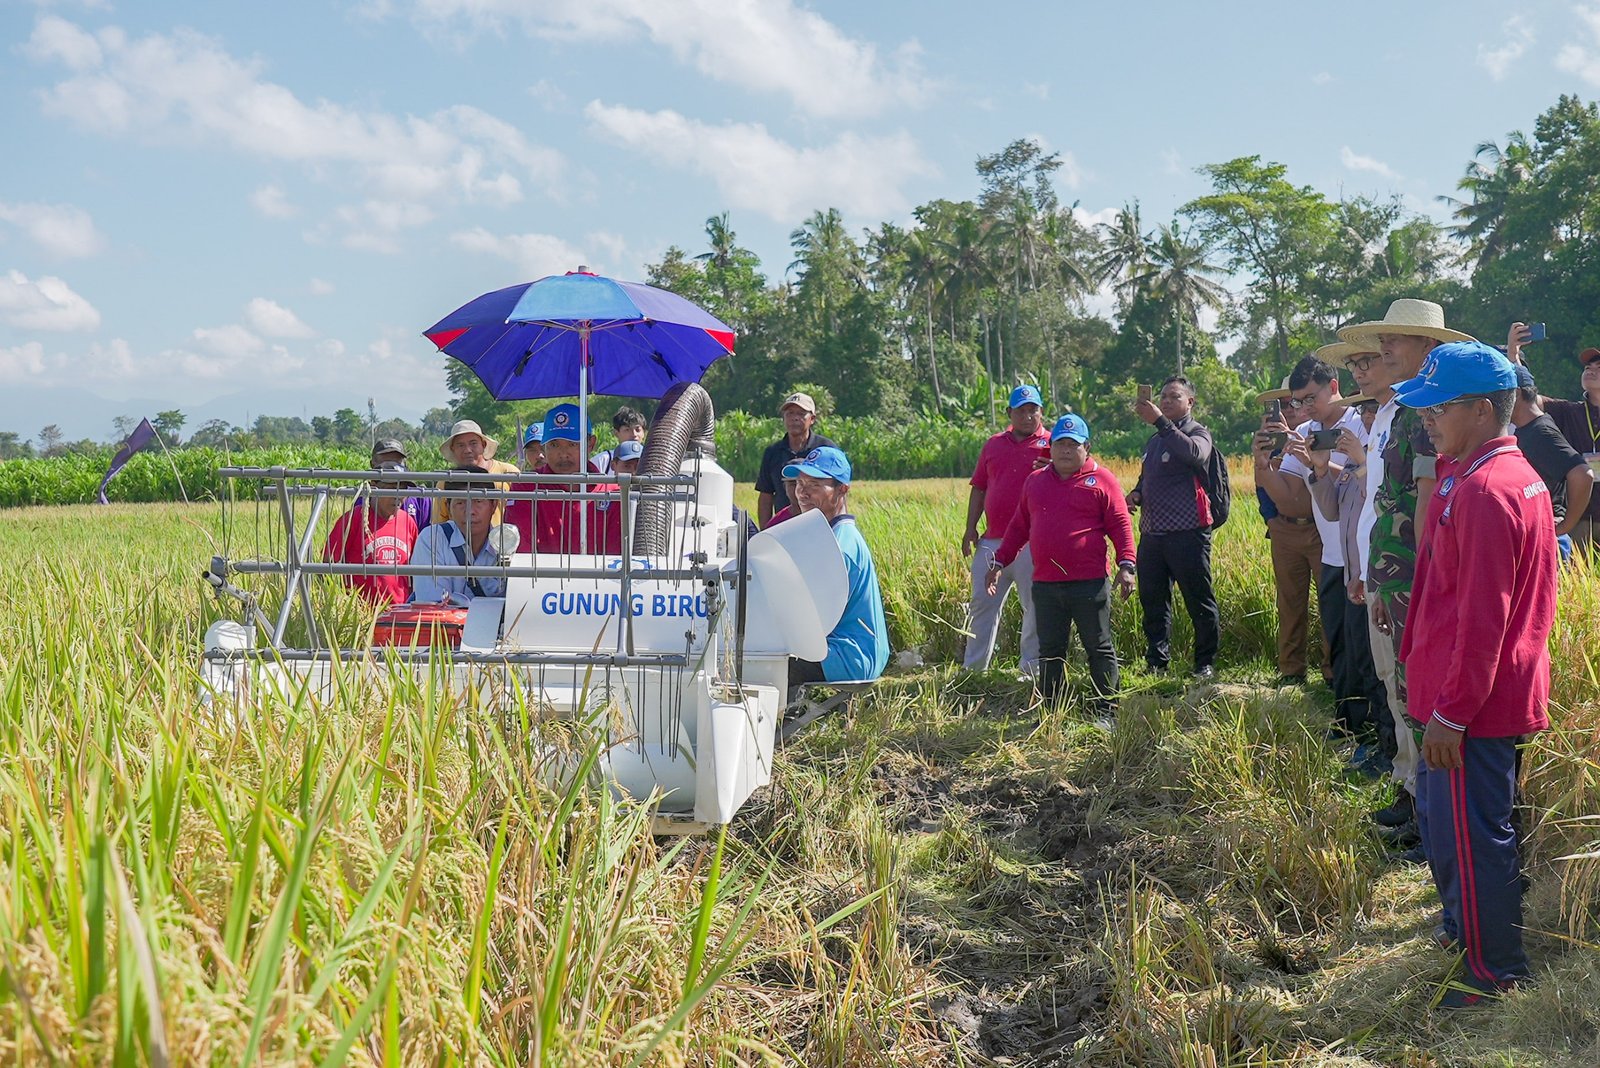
[1338,299,1474,855]
[1393,341,1556,1007]
[434,419,519,525]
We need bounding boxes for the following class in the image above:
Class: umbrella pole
[579,322,590,551]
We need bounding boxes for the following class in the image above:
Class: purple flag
[97,418,157,504]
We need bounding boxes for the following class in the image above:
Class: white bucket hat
[1336,298,1474,346]
[442,419,499,460]
[1255,375,1291,405]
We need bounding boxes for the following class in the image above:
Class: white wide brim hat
[1336,298,1474,346]
[441,419,499,460]
[1314,341,1379,367]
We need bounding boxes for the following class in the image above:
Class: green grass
[0,472,1596,1065]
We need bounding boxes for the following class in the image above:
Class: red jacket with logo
[503,463,623,556]
[322,505,418,606]
[994,460,1137,582]
[1400,437,1557,737]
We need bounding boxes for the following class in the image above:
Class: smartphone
[1137,383,1153,404]
[1527,322,1547,342]
[1266,398,1283,425]
[1307,428,1342,451]
[1257,430,1289,452]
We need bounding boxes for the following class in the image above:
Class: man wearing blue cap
[521,423,544,471]
[781,446,890,687]
[504,402,621,555]
[962,384,1051,674]
[1393,341,1557,1006]
[988,415,1136,714]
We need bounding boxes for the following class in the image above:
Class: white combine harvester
[199,384,850,831]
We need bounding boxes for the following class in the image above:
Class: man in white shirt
[1276,353,1367,730]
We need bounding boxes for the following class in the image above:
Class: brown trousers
[1267,517,1324,678]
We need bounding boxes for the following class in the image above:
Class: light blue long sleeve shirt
[408,522,507,603]
[822,515,890,682]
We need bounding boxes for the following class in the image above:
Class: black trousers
[1340,583,1393,750]
[1033,578,1120,711]
[1137,528,1220,670]
[788,657,826,691]
[1319,563,1351,712]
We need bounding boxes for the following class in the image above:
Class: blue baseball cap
[1393,341,1517,408]
[1050,413,1090,443]
[542,403,585,442]
[523,423,543,446]
[782,445,852,485]
[614,439,644,462]
[1008,384,1043,409]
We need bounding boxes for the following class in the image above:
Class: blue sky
[0,0,1590,439]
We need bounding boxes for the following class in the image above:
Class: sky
[0,0,1593,440]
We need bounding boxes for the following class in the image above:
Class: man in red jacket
[989,414,1136,715]
[322,461,419,606]
[1395,341,1557,1007]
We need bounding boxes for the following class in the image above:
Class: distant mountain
[0,386,434,444]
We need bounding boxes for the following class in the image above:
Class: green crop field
[0,465,1597,1065]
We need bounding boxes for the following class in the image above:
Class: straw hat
[441,419,499,460]
[1338,393,1376,407]
[1336,298,1474,346]
[1255,375,1291,405]
[1314,340,1378,367]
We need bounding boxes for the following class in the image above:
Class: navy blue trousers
[1417,735,1530,990]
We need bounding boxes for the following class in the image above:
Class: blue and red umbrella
[423,268,736,402]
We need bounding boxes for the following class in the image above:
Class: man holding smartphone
[1275,354,1365,709]
[1507,321,1600,550]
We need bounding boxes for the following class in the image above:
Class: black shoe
[1370,792,1414,827]
[1437,983,1502,1009]
[1377,817,1421,846]
[1145,660,1169,674]
[1192,664,1216,680]
[1394,842,1427,864]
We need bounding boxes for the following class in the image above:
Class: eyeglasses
[1420,396,1487,417]
[1347,355,1379,372]
[1286,385,1326,409]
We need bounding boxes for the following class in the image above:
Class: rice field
[0,463,1597,1066]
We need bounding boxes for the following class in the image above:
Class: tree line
[9,95,1597,465]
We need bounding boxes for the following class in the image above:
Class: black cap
[372,438,407,458]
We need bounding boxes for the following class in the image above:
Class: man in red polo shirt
[988,414,1136,714]
[962,384,1052,673]
[322,461,419,606]
[1395,341,1557,1008]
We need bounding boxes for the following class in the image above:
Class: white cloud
[1160,148,1184,176]
[244,297,316,339]
[528,78,568,110]
[192,323,264,359]
[0,269,101,331]
[25,16,565,250]
[0,341,48,381]
[1558,6,1600,84]
[404,0,930,118]
[1070,205,1119,230]
[1023,81,1049,101]
[450,227,593,277]
[1311,71,1333,85]
[0,199,107,257]
[249,183,297,218]
[308,277,335,296]
[1479,15,1535,81]
[1339,146,1399,180]
[585,101,935,222]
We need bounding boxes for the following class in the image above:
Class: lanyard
[1587,402,1600,450]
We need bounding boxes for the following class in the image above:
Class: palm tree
[1438,132,1534,267]
[1134,223,1228,374]
[788,208,865,333]
[901,226,946,411]
[1093,202,1151,303]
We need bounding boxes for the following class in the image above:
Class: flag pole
[155,426,190,503]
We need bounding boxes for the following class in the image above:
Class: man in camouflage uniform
[1338,300,1475,859]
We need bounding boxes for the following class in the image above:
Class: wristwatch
[1117,561,1136,574]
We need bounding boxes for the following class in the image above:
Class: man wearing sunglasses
[1393,341,1556,1008]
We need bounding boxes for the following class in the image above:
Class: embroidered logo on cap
[805,448,821,462]
[553,411,572,427]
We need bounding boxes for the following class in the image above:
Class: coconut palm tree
[1134,223,1229,373]
[1438,133,1534,268]
[1094,202,1151,304]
